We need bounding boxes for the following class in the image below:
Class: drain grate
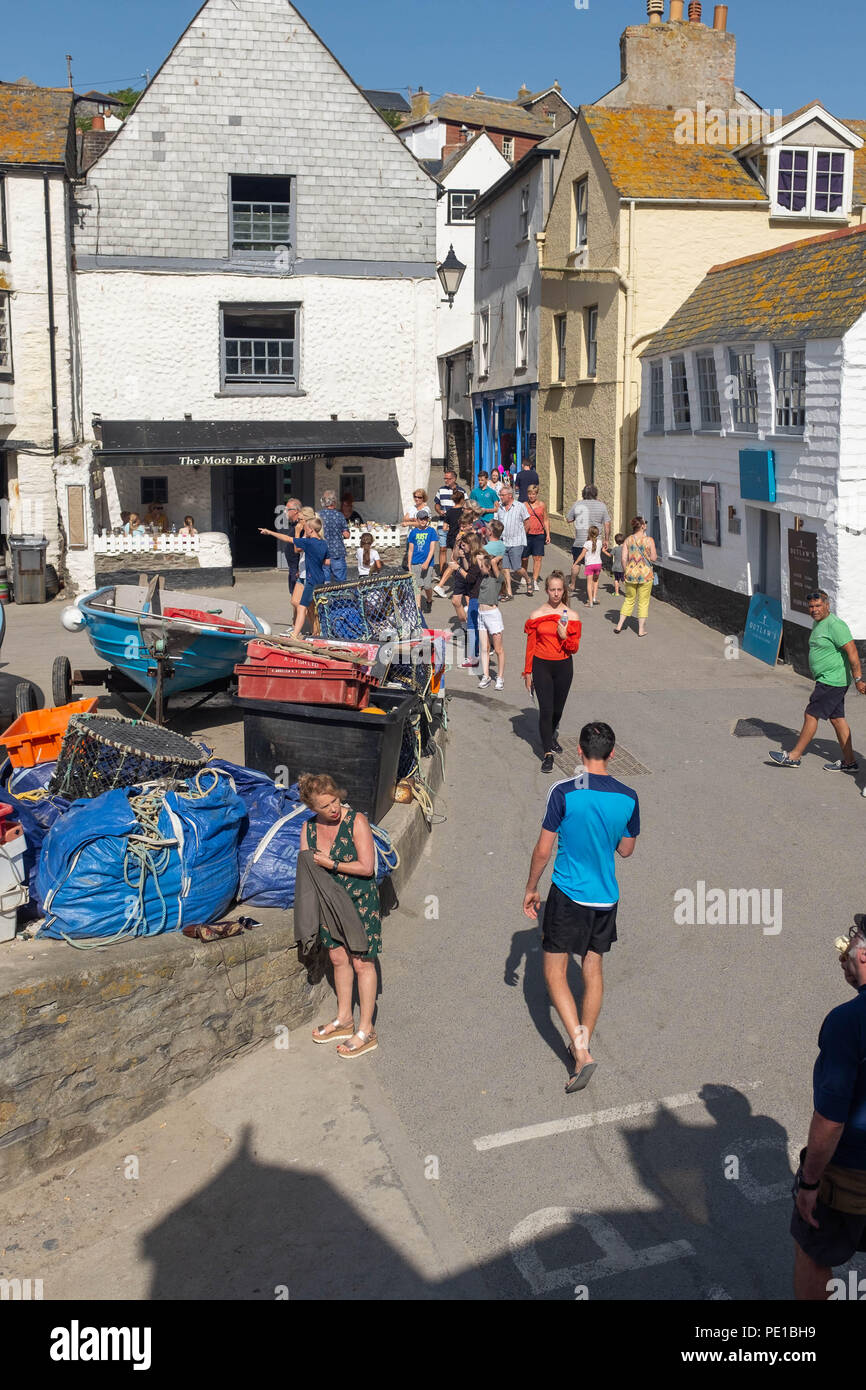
[733,719,771,738]
[553,738,651,778]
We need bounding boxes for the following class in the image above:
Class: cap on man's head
[416,507,430,519]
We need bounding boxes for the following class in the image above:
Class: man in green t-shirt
[770,591,865,769]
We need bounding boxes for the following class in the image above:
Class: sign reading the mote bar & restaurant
[178,453,323,467]
[787,529,819,616]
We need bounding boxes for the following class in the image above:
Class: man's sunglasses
[805,592,825,602]
[835,923,865,961]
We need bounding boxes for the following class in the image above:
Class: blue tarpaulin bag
[37,769,245,944]
[0,759,70,911]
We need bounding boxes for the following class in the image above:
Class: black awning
[94,419,410,465]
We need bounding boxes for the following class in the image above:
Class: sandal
[336,1029,378,1059]
[312,1018,355,1044]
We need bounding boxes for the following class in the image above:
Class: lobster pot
[312,574,430,695]
[49,713,208,800]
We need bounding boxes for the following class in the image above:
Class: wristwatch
[797,1172,820,1191]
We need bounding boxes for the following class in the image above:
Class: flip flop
[565,1062,597,1094]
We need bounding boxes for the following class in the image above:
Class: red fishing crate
[235,642,375,708]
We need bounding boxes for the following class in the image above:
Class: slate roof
[75,89,126,108]
[0,85,75,168]
[844,120,866,206]
[583,105,766,202]
[362,89,410,113]
[399,93,553,137]
[643,223,866,355]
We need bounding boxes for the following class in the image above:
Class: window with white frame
[585,306,598,378]
[221,304,298,385]
[574,177,588,249]
[729,348,759,430]
[519,185,530,240]
[502,136,514,162]
[696,351,721,428]
[0,175,7,254]
[674,480,702,560]
[775,345,806,432]
[516,292,529,369]
[448,189,478,224]
[229,175,293,252]
[649,360,665,430]
[481,213,491,267]
[670,355,691,430]
[775,147,848,218]
[555,314,567,382]
[479,308,490,376]
[0,293,11,376]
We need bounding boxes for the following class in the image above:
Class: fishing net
[313,573,431,694]
[48,713,208,800]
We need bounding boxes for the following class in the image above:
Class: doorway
[747,506,781,600]
[229,464,279,566]
[646,479,662,558]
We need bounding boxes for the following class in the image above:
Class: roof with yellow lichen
[399,93,553,137]
[0,84,75,169]
[583,105,767,202]
[843,120,866,206]
[643,223,866,355]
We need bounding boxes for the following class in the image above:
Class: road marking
[510,1207,693,1294]
[474,1090,707,1152]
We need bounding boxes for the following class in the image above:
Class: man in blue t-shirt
[791,919,866,1298]
[523,721,640,1094]
[470,471,499,527]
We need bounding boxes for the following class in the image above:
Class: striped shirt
[496,501,530,547]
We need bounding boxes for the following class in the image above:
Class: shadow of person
[504,922,585,1075]
[739,716,845,765]
[620,1083,794,1298]
[509,708,542,758]
[141,1123,443,1300]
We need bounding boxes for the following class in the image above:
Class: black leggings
[532,655,573,753]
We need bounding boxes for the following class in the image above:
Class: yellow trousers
[620,579,652,620]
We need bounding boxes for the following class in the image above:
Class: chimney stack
[647,0,664,23]
[669,1,684,20]
[409,87,430,120]
[713,4,728,29]
[688,1,703,20]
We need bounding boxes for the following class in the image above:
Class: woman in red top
[524,571,582,773]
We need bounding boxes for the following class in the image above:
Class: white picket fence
[94,533,201,556]
[346,525,409,550]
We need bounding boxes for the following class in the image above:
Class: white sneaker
[478,675,492,688]
[433,584,448,598]
[494,677,504,690]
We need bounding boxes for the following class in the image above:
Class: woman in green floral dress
[300,773,381,1059]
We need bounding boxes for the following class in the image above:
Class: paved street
[2,572,865,1300]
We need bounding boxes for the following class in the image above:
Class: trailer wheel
[15,681,38,716]
[52,655,73,708]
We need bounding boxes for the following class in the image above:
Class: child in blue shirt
[407,509,437,613]
[292,516,331,636]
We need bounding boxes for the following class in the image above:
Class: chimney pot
[712,3,728,29]
[647,0,664,22]
[688,1,703,20]
[670,0,685,20]
[91,114,105,131]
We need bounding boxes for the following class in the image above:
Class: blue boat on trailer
[57,580,271,723]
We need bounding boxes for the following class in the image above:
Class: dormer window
[740,105,861,223]
[775,147,848,218]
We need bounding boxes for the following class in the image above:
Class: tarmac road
[364,578,866,1300]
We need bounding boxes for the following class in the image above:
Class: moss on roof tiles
[401,93,553,137]
[0,85,74,166]
[645,224,866,355]
[584,105,765,202]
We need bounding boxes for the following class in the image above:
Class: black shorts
[541,882,618,956]
[790,1188,866,1267]
[453,575,470,597]
[806,681,847,721]
[522,534,546,558]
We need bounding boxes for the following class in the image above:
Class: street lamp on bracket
[437,244,466,308]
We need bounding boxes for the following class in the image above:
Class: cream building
[536,1,866,549]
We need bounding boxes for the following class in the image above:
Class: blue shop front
[471,387,536,484]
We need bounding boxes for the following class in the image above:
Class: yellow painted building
[537,8,866,543]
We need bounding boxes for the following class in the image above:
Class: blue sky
[4,0,865,117]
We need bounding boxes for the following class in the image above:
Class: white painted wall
[77,269,437,522]
[636,335,866,635]
[0,170,78,569]
[437,136,510,360]
[401,121,447,161]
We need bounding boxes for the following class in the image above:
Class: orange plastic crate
[0,698,99,768]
